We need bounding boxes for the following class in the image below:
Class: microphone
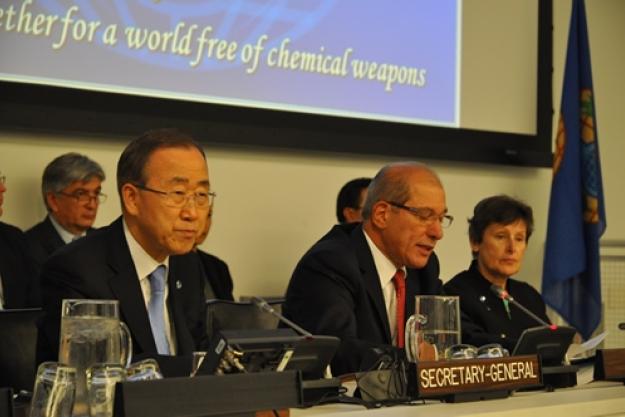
[489,284,554,328]
[251,296,313,337]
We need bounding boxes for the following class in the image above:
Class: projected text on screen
[0,0,460,127]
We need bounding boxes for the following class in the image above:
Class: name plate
[416,355,541,398]
[594,348,625,382]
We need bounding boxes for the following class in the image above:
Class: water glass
[445,344,478,360]
[86,363,126,417]
[30,362,76,417]
[477,343,509,359]
[126,359,163,381]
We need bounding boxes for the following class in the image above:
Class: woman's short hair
[468,195,534,248]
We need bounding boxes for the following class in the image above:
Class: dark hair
[116,128,205,196]
[468,195,534,255]
[41,153,105,211]
[336,177,371,223]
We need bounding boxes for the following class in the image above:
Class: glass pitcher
[404,295,460,362]
[58,299,132,416]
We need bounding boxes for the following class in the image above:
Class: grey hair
[361,162,440,220]
[42,153,105,210]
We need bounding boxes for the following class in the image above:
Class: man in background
[37,129,210,367]
[284,162,452,375]
[336,177,371,224]
[27,153,106,267]
[0,171,39,308]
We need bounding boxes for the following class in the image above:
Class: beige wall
[0,0,623,300]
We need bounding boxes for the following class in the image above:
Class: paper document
[567,331,608,359]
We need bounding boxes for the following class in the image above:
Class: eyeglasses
[133,184,216,209]
[387,201,454,228]
[57,190,107,204]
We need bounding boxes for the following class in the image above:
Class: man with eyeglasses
[26,153,106,268]
[37,129,210,372]
[0,172,40,308]
[284,162,452,375]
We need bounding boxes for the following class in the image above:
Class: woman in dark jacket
[444,195,549,351]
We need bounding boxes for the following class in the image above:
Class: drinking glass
[477,343,509,359]
[86,364,126,417]
[445,344,478,360]
[126,359,163,381]
[30,362,76,417]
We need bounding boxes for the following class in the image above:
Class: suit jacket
[0,222,40,308]
[283,223,442,375]
[36,217,208,364]
[443,260,550,351]
[196,250,234,301]
[26,216,95,270]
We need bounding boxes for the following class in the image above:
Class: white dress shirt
[123,220,177,354]
[363,229,406,346]
[50,215,85,243]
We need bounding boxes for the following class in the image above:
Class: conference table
[292,381,625,417]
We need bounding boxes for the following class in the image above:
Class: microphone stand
[489,285,554,328]
[489,284,578,389]
[251,296,313,337]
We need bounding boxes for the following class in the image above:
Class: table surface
[292,381,625,417]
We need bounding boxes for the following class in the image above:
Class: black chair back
[0,308,43,392]
[205,299,284,337]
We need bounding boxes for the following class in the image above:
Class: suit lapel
[105,218,156,354]
[405,252,441,317]
[405,269,420,323]
[0,229,15,302]
[351,227,392,344]
[167,256,194,354]
[42,216,66,254]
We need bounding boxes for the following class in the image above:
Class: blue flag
[542,0,606,340]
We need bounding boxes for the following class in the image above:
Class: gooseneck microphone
[489,284,554,328]
[251,296,313,337]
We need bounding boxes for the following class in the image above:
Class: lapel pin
[176,280,182,289]
[479,295,491,311]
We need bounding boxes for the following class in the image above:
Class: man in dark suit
[37,129,212,365]
[194,204,234,301]
[0,172,40,308]
[27,153,106,268]
[284,162,453,375]
[336,177,371,224]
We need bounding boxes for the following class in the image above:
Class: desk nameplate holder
[113,370,302,417]
[594,348,625,383]
[415,354,541,402]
